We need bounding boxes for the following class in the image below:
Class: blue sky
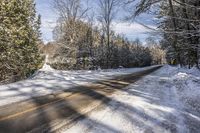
[35,0,156,43]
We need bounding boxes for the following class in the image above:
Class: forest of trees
[5,0,197,83]
[45,0,165,70]
[125,0,200,68]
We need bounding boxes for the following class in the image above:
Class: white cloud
[112,22,156,35]
[39,18,157,43]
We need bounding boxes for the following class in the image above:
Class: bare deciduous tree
[97,0,119,68]
[53,0,88,21]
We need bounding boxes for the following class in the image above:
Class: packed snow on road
[0,65,158,107]
[61,65,200,133]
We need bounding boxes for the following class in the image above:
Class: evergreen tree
[0,0,42,83]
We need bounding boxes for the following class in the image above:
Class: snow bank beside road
[0,65,159,107]
[170,66,200,117]
[165,65,200,107]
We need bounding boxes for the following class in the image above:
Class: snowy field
[0,65,158,107]
[62,65,200,133]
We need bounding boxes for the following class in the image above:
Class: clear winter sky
[35,0,156,44]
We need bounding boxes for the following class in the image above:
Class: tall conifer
[0,0,42,83]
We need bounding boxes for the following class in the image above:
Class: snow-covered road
[0,65,199,133]
[0,65,158,107]
[0,66,161,133]
[62,65,200,133]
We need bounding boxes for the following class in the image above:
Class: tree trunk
[180,0,193,68]
[168,0,182,66]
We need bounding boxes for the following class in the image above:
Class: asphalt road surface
[0,66,161,133]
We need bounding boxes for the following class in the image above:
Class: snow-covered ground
[0,65,158,107]
[62,65,200,133]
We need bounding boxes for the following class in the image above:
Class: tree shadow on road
[2,66,197,133]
